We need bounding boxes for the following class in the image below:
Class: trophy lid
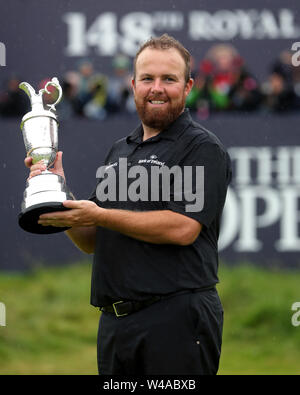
[19,77,63,128]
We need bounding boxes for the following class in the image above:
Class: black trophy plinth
[18,202,71,234]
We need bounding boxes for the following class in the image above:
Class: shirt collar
[126,108,193,144]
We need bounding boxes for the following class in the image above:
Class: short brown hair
[133,34,191,83]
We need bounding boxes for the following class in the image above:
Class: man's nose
[151,78,164,93]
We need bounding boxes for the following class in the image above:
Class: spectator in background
[76,59,108,120]
[105,54,135,115]
[261,50,298,113]
[57,71,80,121]
[186,44,261,118]
[0,76,30,117]
[76,59,94,112]
[185,55,210,119]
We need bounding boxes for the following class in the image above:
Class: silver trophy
[18,77,74,234]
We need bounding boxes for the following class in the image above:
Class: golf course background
[0,261,299,375]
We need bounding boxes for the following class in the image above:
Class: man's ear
[185,78,194,97]
[131,78,136,93]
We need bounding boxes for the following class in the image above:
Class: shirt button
[137,146,142,150]
[128,162,132,166]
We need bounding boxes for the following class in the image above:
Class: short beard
[135,96,185,131]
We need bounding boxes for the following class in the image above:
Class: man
[25,34,232,375]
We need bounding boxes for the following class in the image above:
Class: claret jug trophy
[18,77,74,234]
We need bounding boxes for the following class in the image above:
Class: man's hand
[25,151,65,181]
[38,200,103,228]
[23,152,98,254]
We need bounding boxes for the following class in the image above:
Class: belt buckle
[112,301,128,317]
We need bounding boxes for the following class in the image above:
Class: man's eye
[142,77,152,81]
[166,77,175,82]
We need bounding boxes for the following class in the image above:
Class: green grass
[0,261,99,374]
[0,262,299,375]
[218,264,300,375]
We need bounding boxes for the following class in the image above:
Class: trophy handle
[40,77,63,112]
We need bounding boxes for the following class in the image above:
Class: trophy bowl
[18,77,74,234]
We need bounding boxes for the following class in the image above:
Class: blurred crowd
[185,45,300,119]
[1,45,300,121]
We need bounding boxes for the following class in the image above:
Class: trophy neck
[31,99,45,112]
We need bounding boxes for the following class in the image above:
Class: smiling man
[132,42,193,139]
[26,34,232,375]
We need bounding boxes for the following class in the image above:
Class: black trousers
[97,288,223,375]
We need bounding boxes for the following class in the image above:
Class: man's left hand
[38,200,102,228]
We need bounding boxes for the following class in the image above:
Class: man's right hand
[24,151,66,181]
[24,151,96,254]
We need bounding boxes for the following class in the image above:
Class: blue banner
[0,0,300,269]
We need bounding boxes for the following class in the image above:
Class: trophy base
[18,202,71,234]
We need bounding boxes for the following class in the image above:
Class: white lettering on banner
[63,9,300,57]
[63,11,183,56]
[63,12,118,56]
[276,188,300,251]
[228,147,300,186]
[120,13,153,56]
[152,11,184,30]
[219,147,300,252]
[189,8,300,41]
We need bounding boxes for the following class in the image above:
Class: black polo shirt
[89,109,232,307]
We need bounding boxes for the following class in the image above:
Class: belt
[99,286,215,318]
